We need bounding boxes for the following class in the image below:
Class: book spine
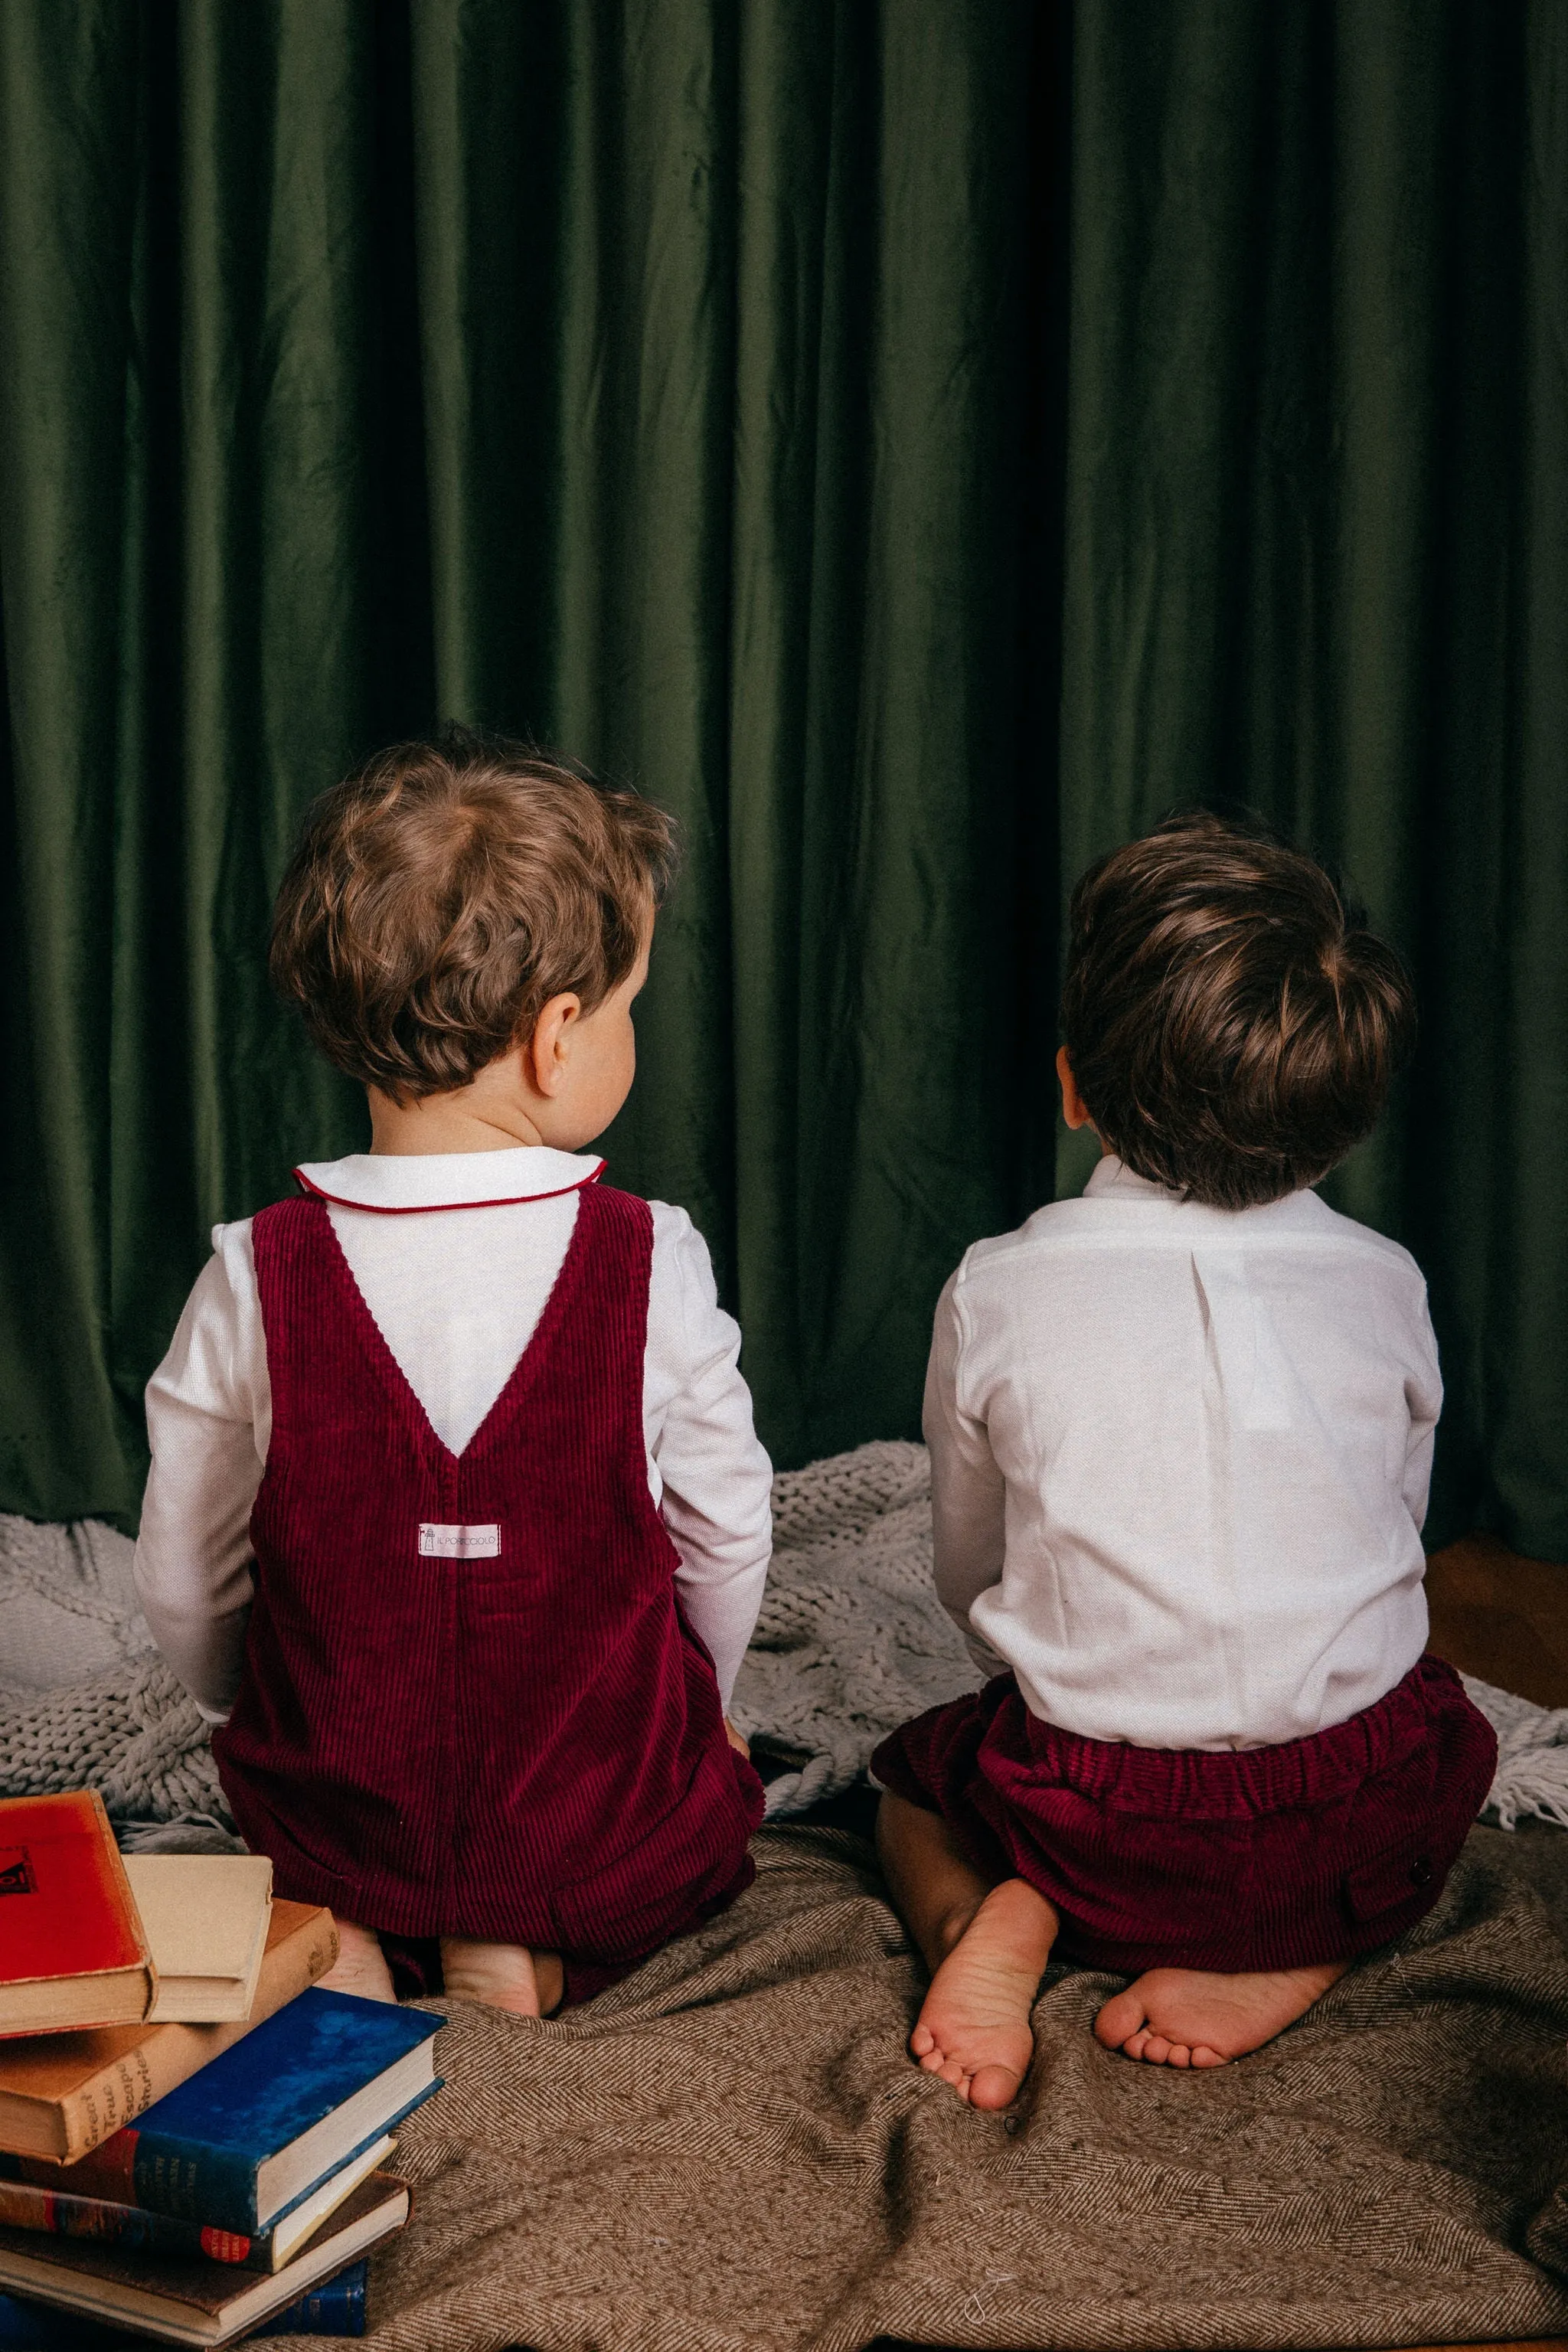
[257,2258,368,2338]
[50,1908,338,2162]
[125,2128,260,2230]
[0,2179,273,2270]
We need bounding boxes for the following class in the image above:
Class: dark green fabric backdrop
[0,1,1563,1560]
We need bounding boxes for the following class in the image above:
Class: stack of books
[0,1793,442,2345]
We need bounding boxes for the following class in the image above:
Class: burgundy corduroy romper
[214,1178,764,2001]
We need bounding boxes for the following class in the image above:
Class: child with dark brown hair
[873,812,1497,2105]
[134,730,769,2014]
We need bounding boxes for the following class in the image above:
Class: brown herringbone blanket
[325,1819,1568,2352]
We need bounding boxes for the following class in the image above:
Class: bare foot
[320,1916,396,2004]
[910,1877,1059,2109]
[1094,1960,1348,2068]
[439,1936,564,2017]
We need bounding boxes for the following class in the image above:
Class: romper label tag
[419,1523,501,1559]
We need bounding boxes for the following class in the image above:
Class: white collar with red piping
[292,1147,606,1214]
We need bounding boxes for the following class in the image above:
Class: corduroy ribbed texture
[214,1184,762,1974]
[872,1656,1498,1974]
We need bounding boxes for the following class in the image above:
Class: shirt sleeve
[1402,1284,1444,1535]
[923,1265,1010,1679]
[644,1205,772,1713]
[132,1223,270,1722]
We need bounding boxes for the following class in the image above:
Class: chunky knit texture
[0,1510,231,1847]
[732,1440,986,1812]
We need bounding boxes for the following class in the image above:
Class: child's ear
[1057,1045,1093,1132]
[525,994,582,1098]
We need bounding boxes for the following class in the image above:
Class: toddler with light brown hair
[873,812,1497,2104]
[135,729,770,2014]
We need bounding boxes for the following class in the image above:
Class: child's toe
[1094,1988,1145,2047]
[968,2063,1021,2111]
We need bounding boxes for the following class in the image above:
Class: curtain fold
[0,0,1563,1560]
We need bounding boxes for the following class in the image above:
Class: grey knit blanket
[0,1514,232,1845]
[1,1442,1563,1841]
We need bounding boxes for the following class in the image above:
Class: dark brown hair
[1060,811,1416,1209]
[270,727,676,1100]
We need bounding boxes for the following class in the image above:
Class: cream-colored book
[121,1857,273,2024]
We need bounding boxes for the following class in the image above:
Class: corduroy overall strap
[252,1176,642,1475]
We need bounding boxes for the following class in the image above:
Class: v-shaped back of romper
[213,1181,760,1960]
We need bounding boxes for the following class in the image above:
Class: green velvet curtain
[1,1,1563,1560]
[1059,1,1568,1560]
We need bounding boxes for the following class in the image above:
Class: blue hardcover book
[0,2256,368,2342]
[260,2257,367,2337]
[48,1992,441,2234]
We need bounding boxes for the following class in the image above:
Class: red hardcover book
[0,1795,153,2037]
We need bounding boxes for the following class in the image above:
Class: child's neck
[366,1076,547,1157]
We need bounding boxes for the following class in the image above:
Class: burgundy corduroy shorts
[870,1654,1497,1975]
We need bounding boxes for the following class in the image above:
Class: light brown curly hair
[270,727,676,1102]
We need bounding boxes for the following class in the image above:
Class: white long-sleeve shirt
[924,1155,1442,1751]
[134,1148,773,1719]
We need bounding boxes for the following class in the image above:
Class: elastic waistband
[1012,1654,1473,1818]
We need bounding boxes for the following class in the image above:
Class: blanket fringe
[1464,1671,1568,1830]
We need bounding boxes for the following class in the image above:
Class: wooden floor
[1426,1530,1568,1709]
